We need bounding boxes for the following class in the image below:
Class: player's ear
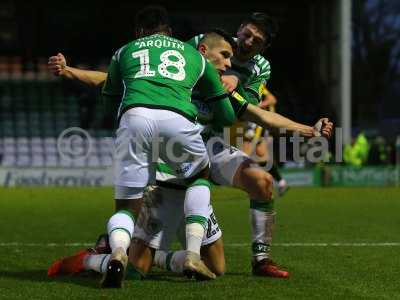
[198,43,208,56]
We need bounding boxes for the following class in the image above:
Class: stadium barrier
[0,167,113,187]
[280,168,317,187]
[321,166,399,187]
[281,166,399,187]
[0,166,398,187]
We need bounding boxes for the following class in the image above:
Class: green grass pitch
[0,187,399,299]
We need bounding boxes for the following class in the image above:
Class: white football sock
[184,180,210,256]
[168,250,186,273]
[153,250,167,269]
[154,250,186,274]
[185,223,205,255]
[107,210,135,252]
[250,200,276,262]
[84,254,110,274]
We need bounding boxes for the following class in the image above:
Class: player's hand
[313,118,333,138]
[259,94,277,109]
[221,75,239,93]
[48,53,67,76]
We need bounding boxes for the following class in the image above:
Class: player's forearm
[61,66,107,87]
[243,104,314,137]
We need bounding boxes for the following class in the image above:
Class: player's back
[115,34,205,121]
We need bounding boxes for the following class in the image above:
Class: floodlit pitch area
[0,187,399,299]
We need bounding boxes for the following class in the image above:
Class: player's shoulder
[111,42,130,62]
[253,54,271,74]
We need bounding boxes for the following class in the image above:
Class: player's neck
[138,30,171,38]
[154,31,170,36]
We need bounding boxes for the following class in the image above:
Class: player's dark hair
[135,5,171,37]
[204,28,237,51]
[241,12,278,47]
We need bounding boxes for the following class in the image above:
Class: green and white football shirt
[103,34,226,122]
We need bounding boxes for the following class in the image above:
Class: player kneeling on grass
[48,182,226,280]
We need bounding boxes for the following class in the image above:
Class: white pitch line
[0,242,93,247]
[228,242,400,247]
[1,242,400,247]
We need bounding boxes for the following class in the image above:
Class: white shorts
[208,138,251,186]
[133,186,222,250]
[113,107,209,192]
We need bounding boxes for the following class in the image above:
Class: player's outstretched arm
[242,103,333,138]
[48,53,107,87]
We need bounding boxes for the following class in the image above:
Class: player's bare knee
[265,172,274,197]
[129,238,154,274]
[204,257,225,276]
[213,262,226,276]
[257,173,273,201]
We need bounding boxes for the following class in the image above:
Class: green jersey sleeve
[195,59,227,101]
[244,78,266,104]
[230,89,249,118]
[102,50,124,96]
[211,96,236,130]
[244,57,271,104]
[195,58,235,129]
[210,88,250,130]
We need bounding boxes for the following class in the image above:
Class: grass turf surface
[0,187,399,299]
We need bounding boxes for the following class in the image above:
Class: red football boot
[48,248,95,277]
[252,258,289,278]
